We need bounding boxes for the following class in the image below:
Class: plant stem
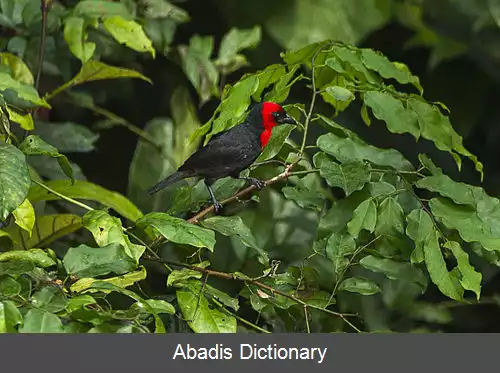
[35,0,50,91]
[212,298,271,334]
[143,255,361,332]
[32,179,94,211]
[288,169,320,176]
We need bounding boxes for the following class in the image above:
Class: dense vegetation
[1,0,500,333]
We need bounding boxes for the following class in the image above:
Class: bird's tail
[147,171,192,195]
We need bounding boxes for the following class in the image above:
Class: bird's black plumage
[148,102,295,212]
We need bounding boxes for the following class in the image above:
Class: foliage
[0,0,499,334]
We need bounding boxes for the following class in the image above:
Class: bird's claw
[213,201,223,213]
[248,178,266,190]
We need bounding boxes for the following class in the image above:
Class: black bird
[148,102,295,212]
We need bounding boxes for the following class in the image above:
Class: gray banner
[0,334,495,372]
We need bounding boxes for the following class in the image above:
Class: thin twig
[304,305,311,333]
[32,179,94,211]
[35,0,49,91]
[211,298,271,334]
[143,256,361,332]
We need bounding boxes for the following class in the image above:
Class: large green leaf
[33,122,99,153]
[177,288,236,333]
[363,91,420,139]
[0,300,22,333]
[19,309,65,333]
[0,52,34,85]
[103,16,155,57]
[63,243,137,278]
[4,214,82,250]
[28,180,143,222]
[256,123,295,162]
[424,229,464,301]
[70,266,147,293]
[74,0,132,18]
[215,26,261,74]
[359,255,427,292]
[82,210,145,262]
[317,119,414,171]
[444,241,481,300]
[19,135,74,181]
[313,152,370,196]
[31,286,67,313]
[178,35,218,104]
[0,72,50,108]
[201,216,268,263]
[0,142,30,221]
[137,212,216,251]
[63,16,96,63]
[12,198,35,236]
[0,248,56,268]
[6,107,33,130]
[406,209,434,263]
[338,277,381,295]
[407,98,483,178]
[375,197,404,237]
[325,231,356,276]
[347,198,377,237]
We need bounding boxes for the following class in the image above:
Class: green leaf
[0,52,34,85]
[206,75,259,139]
[0,300,22,332]
[0,260,34,276]
[31,286,67,313]
[0,142,30,221]
[28,180,143,222]
[167,268,203,287]
[131,299,175,315]
[216,26,261,72]
[282,173,324,210]
[63,243,137,278]
[256,123,295,162]
[63,16,96,63]
[407,98,483,179]
[406,209,433,264]
[4,214,82,250]
[201,216,268,263]
[103,16,155,58]
[65,294,97,313]
[347,198,377,237]
[82,210,145,262]
[0,72,49,108]
[317,118,414,171]
[19,135,74,181]
[12,198,35,236]
[418,154,442,176]
[424,229,463,301]
[363,91,420,139]
[19,309,65,333]
[375,197,404,236]
[33,122,99,153]
[74,0,132,18]
[6,107,33,130]
[360,48,422,93]
[444,241,481,300]
[48,61,152,99]
[428,198,500,253]
[326,231,356,275]
[359,255,427,292]
[262,0,390,50]
[313,152,370,196]
[0,276,21,297]
[331,46,381,84]
[70,266,147,293]
[143,18,178,56]
[178,35,218,104]
[325,86,355,102]
[142,0,190,22]
[338,277,381,295]
[177,289,236,333]
[137,212,215,250]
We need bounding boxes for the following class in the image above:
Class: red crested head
[258,102,296,148]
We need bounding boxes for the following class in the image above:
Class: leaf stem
[35,0,50,91]
[32,179,94,211]
[212,298,271,334]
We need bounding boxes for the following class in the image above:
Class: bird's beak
[281,112,296,125]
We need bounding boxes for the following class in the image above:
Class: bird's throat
[260,129,272,149]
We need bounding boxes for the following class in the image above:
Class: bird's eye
[272,112,281,119]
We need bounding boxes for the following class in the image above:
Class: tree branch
[143,255,362,332]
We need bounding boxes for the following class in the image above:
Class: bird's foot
[213,200,223,213]
[246,177,266,190]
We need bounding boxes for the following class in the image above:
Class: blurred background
[3,0,500,332]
